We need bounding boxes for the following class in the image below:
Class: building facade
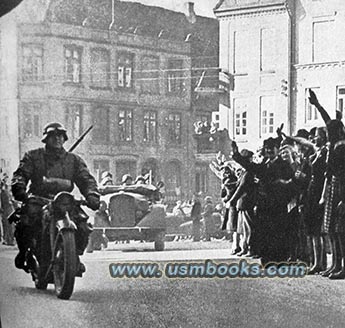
[293,0,345,131]
[215,0,345,151]
[215,0,292,151]
[0,0,221,204]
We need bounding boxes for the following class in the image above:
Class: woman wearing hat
[309,90,345,279]
[229,149,257,257]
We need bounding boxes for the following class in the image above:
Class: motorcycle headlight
[53,192,75,213]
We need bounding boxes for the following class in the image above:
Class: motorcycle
[10,191,89,300]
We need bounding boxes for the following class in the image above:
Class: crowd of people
[5,89,345,280]
[0,171,15,247]
[212,90,345,279]
[170,196,227,242]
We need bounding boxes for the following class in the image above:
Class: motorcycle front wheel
[35,236,50,290]
[53,230,77,300]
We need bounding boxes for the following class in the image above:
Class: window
[0,116,9,137]
[118,109,133,142]
[91,48,110,88]
[196,114,211,123]
[0,159,10,173]
[233,31,249,74]
[305,88,319,122]
[212,112,220,130]
[64,45,82,83]
[22,103,41,138]
[260,28,276,72]
[312,21,335,62]
[260,96,275,136]
[117,52,134,88]
[116,160,136,184]
[233,99,247,137]
[142,158,159,183]
[65,104,83,140]
[92,106,110,144]
[94,160,110,183]
[337,87,345,117]
[140,55,159,94]
[167,59,184,94]
[195,164,207,194]
[165,161,182,196]
[167,113,181,144]
[143,111,157,143]
[22,44,43,82]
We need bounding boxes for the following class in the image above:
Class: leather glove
[86,193,100,211]
[11,184,28,202]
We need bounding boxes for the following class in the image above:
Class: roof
[214,0,288,13]
[2,0,51,23]
[45,0,218,43]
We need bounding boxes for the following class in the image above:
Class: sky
[122,0,220,18]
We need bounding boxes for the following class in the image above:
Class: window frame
[90,47,111,89]
[260,28,276,73]
[22,103,41,138]
[118,108,133,143]
[64,45,83,85]
[166,58,184,94]
[195,164,208,194]
[336,86,345,117]
[22,44,44,82]
[233,98,247,138]
[143,110,158,143]
[65,104,83,140]
[305,88,319,123]
[140,55,160,95]
[312,20,335,63]
[167,113,182,145]
[92,106,110,144]
[93,159,110,183]
[233,31,249,75]
[117,52,134,89]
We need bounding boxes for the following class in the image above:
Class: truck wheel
[154,232,165,251]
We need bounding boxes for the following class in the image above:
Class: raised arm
[232,141,263,176]
[308,89,331,124]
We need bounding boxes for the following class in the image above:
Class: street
[1,241,345,328]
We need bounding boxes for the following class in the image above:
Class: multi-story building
[214,0,345,151]
[215,0,292,151]
[0,0,220,204]
[293,0,345,131]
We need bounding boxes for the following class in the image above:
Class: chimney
[186,2,196,24]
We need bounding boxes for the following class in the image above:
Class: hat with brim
[263,137,280,150]
[240,149,254,159]
[294,129,309,140]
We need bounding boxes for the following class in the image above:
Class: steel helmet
[121,174,133,184]
[204,196,212,203]
[41,122,68,143]
[101,171,113,180]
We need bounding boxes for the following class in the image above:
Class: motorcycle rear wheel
[53,230,77,300]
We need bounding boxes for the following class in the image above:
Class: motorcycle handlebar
[27,194,87,207]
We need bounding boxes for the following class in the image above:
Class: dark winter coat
[12,147,98,198]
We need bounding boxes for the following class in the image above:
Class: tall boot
[321,235,338,277]
[308,236,321,274]
[329,234,345,279]
[230,232,241,255]
[320,235,327,271]
[14,223,26,269]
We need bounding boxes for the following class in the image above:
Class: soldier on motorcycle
[11,122,100,276]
